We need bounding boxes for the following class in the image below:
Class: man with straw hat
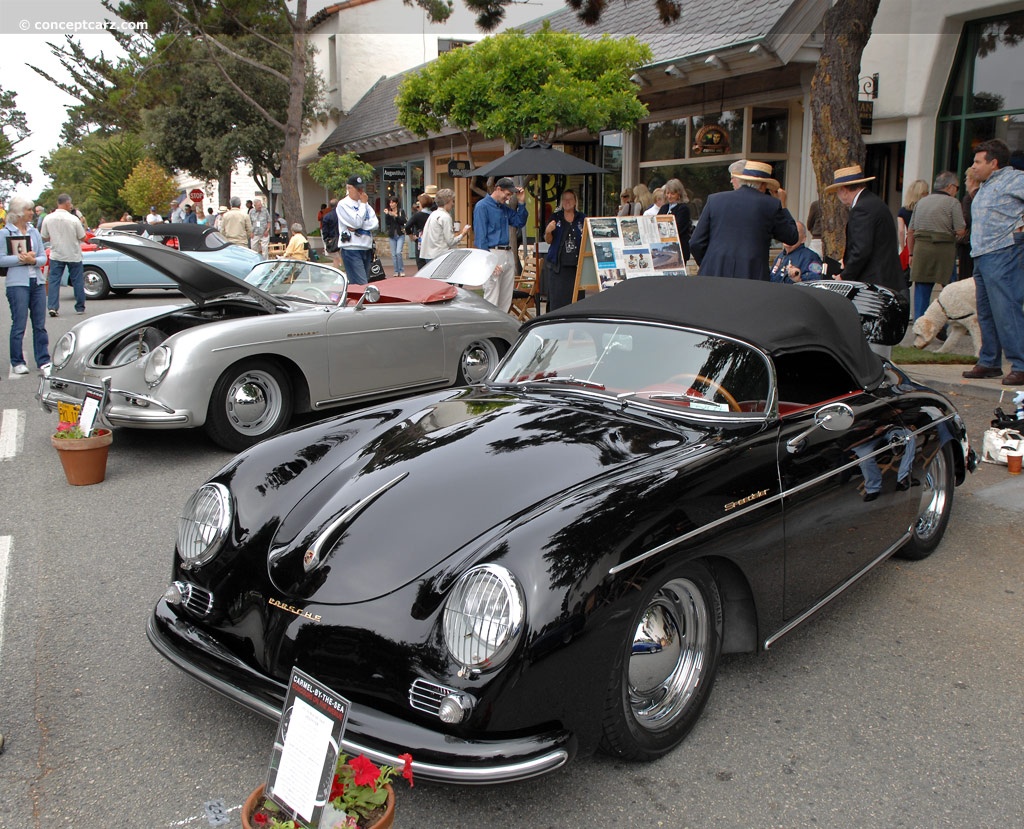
[826,163,904,296]
[690,160,797,280]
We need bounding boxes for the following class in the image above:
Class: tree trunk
[279,0,307,230]
[218,170,232,207]
[809,0,880,260]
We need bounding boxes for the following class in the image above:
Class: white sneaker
[12,364,29,375]
[40,363,52,377]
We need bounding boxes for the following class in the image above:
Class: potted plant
[243,752,414,829]
[51,424,113,486]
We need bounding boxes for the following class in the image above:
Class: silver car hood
[96,233,287,312]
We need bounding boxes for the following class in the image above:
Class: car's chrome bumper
[38,374,192,428]
[148,599,574,784]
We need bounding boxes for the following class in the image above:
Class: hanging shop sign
[382,166,406,182]
[859,101,874,135]
[448,160,472,177]
[692,124,731,155]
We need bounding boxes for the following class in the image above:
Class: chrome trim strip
[312,380,447,409]
[303,472,409,571]
[609,414,954,576]
[763,530,911,650]
[44,375,176,413]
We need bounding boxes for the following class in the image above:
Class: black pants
[545,261,579,311]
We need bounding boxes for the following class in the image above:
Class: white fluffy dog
[912,277,982,356]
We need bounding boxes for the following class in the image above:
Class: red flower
[330,774,345,801]
[349,755,381,791]
[56,421,73,432]
[398,753,415,788]
[253,813,268,826]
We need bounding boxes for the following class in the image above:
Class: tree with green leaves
[119,158,180,216]
[397,26,651,166]
[0,87,32,198]
[37,133,144,222]
[308,153,374,198]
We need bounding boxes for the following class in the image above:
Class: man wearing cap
[146,205,162,225]
[473,177,528,311]
[827,164,904,296]
[960,139,1024,386]
[336,174,380,284]
[689,161,797,280]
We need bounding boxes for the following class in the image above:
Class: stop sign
[189,188,204,203]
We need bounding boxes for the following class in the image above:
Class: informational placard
[582,215,687,293]
[78,390,103,437]
[265,668,350,828]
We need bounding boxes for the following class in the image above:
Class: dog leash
[937,294,975,322]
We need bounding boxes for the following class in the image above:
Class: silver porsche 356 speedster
[37,234,521,450]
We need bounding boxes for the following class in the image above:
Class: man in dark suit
[690,161,798,280]
[828,164,905,295]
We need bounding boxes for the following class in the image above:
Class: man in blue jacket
[770,222,823,283]
[690,161,798,280]
[473,177,527,311]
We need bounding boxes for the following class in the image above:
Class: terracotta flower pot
[51,428,113,486]
[242,783,395,829]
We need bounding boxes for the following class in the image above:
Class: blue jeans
[47,259,86,312]
[973,237,1024,372]
[341,247,372,285]
[912,281,934,322]
[388,236,405,275]
[7,280,51,368]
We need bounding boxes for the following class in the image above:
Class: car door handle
[422,323,439,331]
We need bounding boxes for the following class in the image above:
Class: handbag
[981,427,1024,465]
[368,255,386,282]
[899,245,910,271]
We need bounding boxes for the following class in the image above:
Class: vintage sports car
[76,222,262,299]
[38,236,521,450]
[148,276,975,783]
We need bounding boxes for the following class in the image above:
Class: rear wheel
[896,442,954,560]
[83,266,111,300]
[600,561,723,761]
[205,359,293,451]
[456,339,501,385]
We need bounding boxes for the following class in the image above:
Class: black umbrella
[471,139,607,178]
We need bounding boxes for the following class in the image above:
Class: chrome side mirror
[786,402,855,454]
[353,284,380,311]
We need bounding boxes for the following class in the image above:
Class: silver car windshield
[243,260,349,305]
[493,320,773,417]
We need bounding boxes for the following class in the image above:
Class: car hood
[261,390,704,604]
[96,233,286,311]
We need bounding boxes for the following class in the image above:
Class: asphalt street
[0,288,1021,829]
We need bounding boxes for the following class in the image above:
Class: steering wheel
[298,286,333,304]
[661,373,741,411]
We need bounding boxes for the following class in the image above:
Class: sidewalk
[894,361,1018,403]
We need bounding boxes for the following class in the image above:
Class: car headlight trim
[443,564,524,673]
[177,483,232,569]
[52,331,76,368]
[144,344,172,386]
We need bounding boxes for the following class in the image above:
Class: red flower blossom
[330,774,345,801]
[348,755,381,791]
[253,813,268,826]
[398,753,414,788]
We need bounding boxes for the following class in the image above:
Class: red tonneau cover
[347,278,458,304]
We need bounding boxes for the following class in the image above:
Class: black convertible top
[96,222,232,252]
[532,276,885,390]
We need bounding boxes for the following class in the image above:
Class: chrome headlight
[177,483,231,569]
[52,332,76,368]
[144,345,171,386]
[443,564,524,672]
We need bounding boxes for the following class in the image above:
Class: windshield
[243,260,349,305]
[493,320,773,417]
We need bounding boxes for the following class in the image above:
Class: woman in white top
[419,188,470,261]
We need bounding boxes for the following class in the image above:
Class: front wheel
[600,561,723,761]
[83,266,111,300]
[456,339,501,385]
[205,359,293,451]
[896,442,954,560]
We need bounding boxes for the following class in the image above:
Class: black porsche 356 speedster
[149,276,975,784]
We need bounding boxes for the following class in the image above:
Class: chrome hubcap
[915,448,949,540]
[460,340,497,384]
[628,577,709,732]
[225,370,282,434]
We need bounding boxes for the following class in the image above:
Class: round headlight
[52,332,76,368]
[144,345,171,385]
[443,564,524,672]
[177,483,231,569]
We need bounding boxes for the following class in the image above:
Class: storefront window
[750,107,788,154]
[600,132,624,215]
[640,119,688,161]
[690,110,744,156]
[972,16,1024,113]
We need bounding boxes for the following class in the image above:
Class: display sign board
[264,667,350,828]
[448,160,472,177]
[382,166,406,182]
[859,100,874,135]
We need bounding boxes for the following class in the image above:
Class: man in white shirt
[146,206,162,225]
[41,193,87,316]
[248,198,271,256]
[336,174,379,284]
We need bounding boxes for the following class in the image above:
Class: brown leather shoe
[962,364,1002,379]
[1002,370,1024,385]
